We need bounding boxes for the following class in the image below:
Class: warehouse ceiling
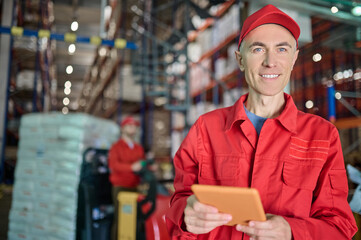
[44,0,361,114]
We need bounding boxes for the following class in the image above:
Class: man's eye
[278,47,287,52]
[253,48,263,53]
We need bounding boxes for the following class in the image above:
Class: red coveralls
[108,138,145,188]
[166,93,358,239]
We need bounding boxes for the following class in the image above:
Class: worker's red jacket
[108,139,145,188]
[166,93,358,239]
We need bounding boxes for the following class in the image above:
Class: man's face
[235,24,299,97]
[122,124,138,137]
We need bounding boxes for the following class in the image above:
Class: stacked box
[211,4,240,49]
[151,110,171,157]
[190,58,211,95]
[8,112,120,240]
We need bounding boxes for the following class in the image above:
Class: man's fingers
[192,199,219,213]
[236,224,272,238]
[185,215,231,229]
[248,220,273,230]
[185,224,216,235]
[235,215,292,240]
[184,194,233,235]
[184,206,232,221]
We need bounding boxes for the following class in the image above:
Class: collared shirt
[108,138,145,187]
[244,104,267,135]
[166,93,358,240]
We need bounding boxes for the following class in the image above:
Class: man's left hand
[235,214,292,240]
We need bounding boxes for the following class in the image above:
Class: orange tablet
[191,184,266,226]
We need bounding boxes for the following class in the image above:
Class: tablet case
[191,184,266,226]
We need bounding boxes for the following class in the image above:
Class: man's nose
[263,52,277,67]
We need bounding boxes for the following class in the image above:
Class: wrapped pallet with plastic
[8,112,119,240]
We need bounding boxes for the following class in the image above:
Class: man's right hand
[183,195,232,234]
[131,160,143,172]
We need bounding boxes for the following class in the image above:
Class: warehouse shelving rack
[289,16,361,156]
[129,0,243,159]
[1,0,55,184]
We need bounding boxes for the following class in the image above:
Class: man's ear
[235,51,245,72]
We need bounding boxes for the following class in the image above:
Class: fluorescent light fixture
[335,92,342,100]
[62,107,69,114]
[68,44,76,54]
[331,6,339,13]
[71,21,79,31]
[351,6,361,16]
[63,97,70,106]
[64,88,71,95]
[312,53,322,62]
[66,65,73,74]
[64,80,72,88]
[305,100,314,109]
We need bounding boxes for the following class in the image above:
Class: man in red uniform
[166,4,358,240]
[108,116,145,240]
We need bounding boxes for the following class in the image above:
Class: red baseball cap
[120,116,140,127]
[238,4,300,49]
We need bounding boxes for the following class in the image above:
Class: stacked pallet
[8,112,119,240]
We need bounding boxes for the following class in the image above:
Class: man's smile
[260,74,280,79]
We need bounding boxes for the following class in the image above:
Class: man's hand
[131,160,143,172]
[235,214,292,240]
[183,195,232,234]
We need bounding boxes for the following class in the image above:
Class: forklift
[76,148,171,240]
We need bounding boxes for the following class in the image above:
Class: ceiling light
[312,53,322,62]
[334,71,343,81]
[64,88,71,95]
[66,65,73,74]
[335,92,342,100]
[331,6,339,13]
[63,97,70,106]
[71,21,79,31]
[62,107,69,114]
[68,44,76,54]
[351,6,361,16]
[99,47,107,57]
[343,70,351,78]
[64,80,72,88]
[305,100,314,109]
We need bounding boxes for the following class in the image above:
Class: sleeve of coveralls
[284,128,358,239]
[165,121,200,240]
[108,144,133,173]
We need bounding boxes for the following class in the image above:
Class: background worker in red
[108,116,145,240]
[166,4,358,240]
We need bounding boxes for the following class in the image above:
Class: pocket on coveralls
[200,155,240,181]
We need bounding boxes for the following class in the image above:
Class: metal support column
[0,0,15,182]
[183,0,191,130]
[327,84,336,122]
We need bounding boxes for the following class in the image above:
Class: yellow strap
[11,26,24,36]
[114,38,126,49]
[90,36,101,46]
[64,33,77,43]
[38,29,50,39]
